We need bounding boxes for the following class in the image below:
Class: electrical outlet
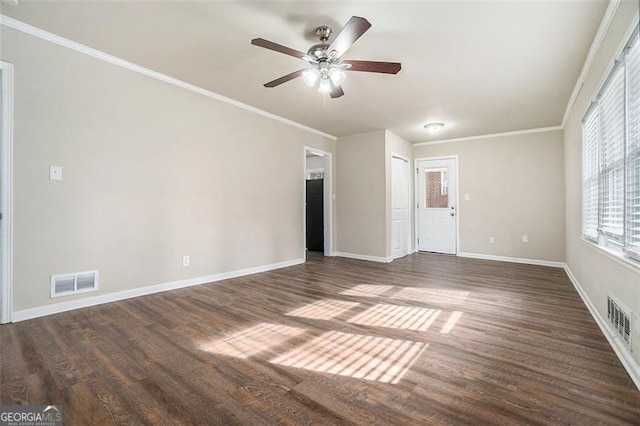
[522,235,529,243]
[182,255,190,267]
[489,237,495,244]
[464,193,470,201]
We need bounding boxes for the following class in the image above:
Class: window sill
[580,237,640,274]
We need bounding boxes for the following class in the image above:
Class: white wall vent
[607,294,632,349]
[51,270,99,298]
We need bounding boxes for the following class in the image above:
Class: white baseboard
[457,251,565,268]
[563,265,640,391]
[11,258,305,322]
[334,252,393,263]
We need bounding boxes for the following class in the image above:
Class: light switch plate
[49,166,62,181]
[464,193,470,201]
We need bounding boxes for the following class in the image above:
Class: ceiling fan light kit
[251,16,402,98]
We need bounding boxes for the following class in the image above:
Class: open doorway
[304,147,333,258]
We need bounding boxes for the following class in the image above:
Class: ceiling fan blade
[342,60,402,74]
[330,81,345,99]
[264,69,306,88]
[251,38,314,62]
[327,16,372,59]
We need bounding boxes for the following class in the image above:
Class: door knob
[450,213,455,217]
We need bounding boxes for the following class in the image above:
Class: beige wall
[336,130,387,258]
[336,130,414,260]
[564,1,640,364]
[414,130,565,262]
[2,28,334,311]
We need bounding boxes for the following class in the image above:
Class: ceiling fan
[251,16,401,98]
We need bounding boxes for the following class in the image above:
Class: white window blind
[626,34,640,257]
[582,107,599,241]
[581,26,640,266]
[599,65,625,240]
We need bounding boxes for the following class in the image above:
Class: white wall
[1,27,334,312]
[305,155,325,172]
[414,130,566,262]
[564,1,640,367]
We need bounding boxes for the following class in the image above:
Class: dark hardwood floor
[2,253,640,425]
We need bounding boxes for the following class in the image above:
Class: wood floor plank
[1,252,639,424]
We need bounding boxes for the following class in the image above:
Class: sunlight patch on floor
[347,304,442,332]
[197,323,307,358]
[339,284,395,298]
[285,299,360,320]
[390,287,469,304]
[270,331,427,384]
[440,311,463,334]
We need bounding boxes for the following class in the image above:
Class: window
[626,31,640,259]
[582,28,640,264]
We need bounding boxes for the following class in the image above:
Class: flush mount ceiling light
[424,122,445,133]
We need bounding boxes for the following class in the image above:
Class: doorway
[416,157,458,254]
[0,62,13,324]
[391,155,410,259]
[304,148,333,257]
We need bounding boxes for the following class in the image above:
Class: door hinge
[417,238,420,244]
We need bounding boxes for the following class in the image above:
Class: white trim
[580,237,640,273]
[564,264,640,390]
[0,61,13,324]
[12,258,304,322]
[303,146,333,258]
[561,0,623,128]
[414,155,460,255]
[414,126,563,147]
[457,251,565,268]
[334,252,393,263]
[0,15,336,141]
[581,14,639,125]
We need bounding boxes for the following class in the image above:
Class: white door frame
[0,61,14,324]
[414,155,459,255]
[391,153,411,259]
[303,147,333,257]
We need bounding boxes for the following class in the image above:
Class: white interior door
[417,158,457,254]
[392,156,410,259]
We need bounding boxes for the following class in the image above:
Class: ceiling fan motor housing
[308,26,334,60]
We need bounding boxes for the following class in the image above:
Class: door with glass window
[417,158,457,254]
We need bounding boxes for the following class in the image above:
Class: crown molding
[414,125,563,147]
[0,15,337,141]
[560,0,622,128]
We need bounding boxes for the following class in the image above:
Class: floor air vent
[607,295,631,348]
[51,271,99,298]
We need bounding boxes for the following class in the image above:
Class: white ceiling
[2,1,608,142]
